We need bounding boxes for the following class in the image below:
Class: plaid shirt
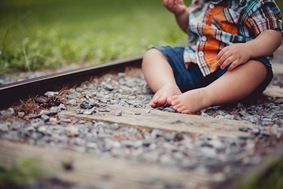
[184,0,283,76]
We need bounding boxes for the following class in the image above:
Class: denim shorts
[153,46,273,102]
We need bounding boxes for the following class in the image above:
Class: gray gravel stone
[37,126,47,133]
[44,91,59,97]
[58,114,72,123]
[0,108,15,116]
[80,101,92,109]
[0,123,9,132]
[41,114,50,122]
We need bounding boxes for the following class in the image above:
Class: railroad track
[0,56,142,110]
[0,54,283,189]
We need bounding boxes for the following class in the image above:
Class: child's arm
[217,30,282,71]
[163,0,189,33]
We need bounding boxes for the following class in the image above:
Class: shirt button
[209,4,215,9]
[201,36,207,41]
[198,51,204,56]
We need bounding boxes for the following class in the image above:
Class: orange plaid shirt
[184,0,283,76]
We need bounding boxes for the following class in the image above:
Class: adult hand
[163,0,187,16]
[217,43,251,71]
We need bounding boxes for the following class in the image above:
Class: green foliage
[0,0,186,73]
[0,157,43,189]
[238,158,283,189]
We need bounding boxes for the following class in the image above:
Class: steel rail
[0,56,142,110]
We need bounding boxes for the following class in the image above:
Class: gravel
[0,59,283,189]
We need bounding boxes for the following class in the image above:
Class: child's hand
[216,43,251,71]
[163,0,187,16]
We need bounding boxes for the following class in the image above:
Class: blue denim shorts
[153,46,273,102]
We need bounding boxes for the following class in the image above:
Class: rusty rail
[0,56,142,110]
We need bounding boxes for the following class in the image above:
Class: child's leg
[168,60,267,114]
[142,49,181,107]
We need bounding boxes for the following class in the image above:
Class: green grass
[277,0,283,10]
[0,0,282,74]
[238,158,283,189]
[0,158,43,188]
[0,0,186,73]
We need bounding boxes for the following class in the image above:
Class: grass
[0,158,43,188]
[0,0,186,74]
[0,0,282,74]
[238,158,283,189]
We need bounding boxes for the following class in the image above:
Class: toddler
[142,0,283,114]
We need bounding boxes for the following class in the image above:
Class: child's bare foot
[150,83,181,107]
[168,88,211,114]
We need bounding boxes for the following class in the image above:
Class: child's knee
[143,48,161,59]
[246,60,268,78]
[142,48,166,68]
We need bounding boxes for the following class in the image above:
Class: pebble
[98,108,110,113]
[40,110,50,115]
[17,111,25,117]
[31,118,44,127]
[121,140,142,148]
[151,129,163,138]
[11,123,22,130]
[142,152,159,162]
[163,107,177,113]
[0,123,9,132]
[104,84,114,91]
[41,114,50,122]
[160,154,175,166]
[173,133,184,141]
[44,91,59,97]
[86,142,98,149]
[80,101,92,109]
[0,108,15,116]
[115,111,122,116]
[35,96,47,104]
[37,126,47,133]
[67,99,77,106]
[239,127,252,133]
[58,104,66,110]
[83,108,96,115]
[58,114,72,123]
[49,106,61,113]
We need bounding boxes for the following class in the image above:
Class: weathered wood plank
[62,105,258,138]
[272,63,283,74]
[0,140,211,189]
[263,85,283,98]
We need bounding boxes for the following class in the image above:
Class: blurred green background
[0,0,186,73]
[0,0,282,74]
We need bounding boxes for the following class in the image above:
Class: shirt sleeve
[244,1,283,37]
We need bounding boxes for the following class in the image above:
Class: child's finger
[220,56,236,69]
[163,0,171,8]
[162,0,168,6]
[228,60,240,71]
[216,47,227,60]
[176,0,184,5]
[217,52,229,67]
[167,0,174,8]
